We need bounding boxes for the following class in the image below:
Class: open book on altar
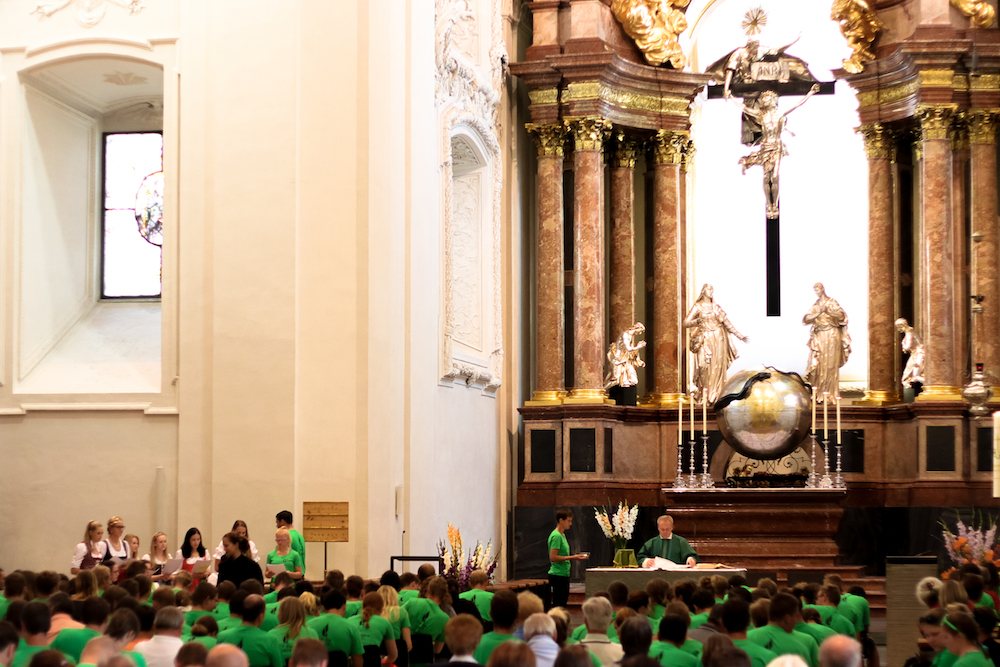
[644,557,688,571]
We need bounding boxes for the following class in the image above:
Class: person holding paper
[176,528,212,589]
[143,533,173,582]
[266,529,303,586]
[218,532,264,590]
[637,516,698,568]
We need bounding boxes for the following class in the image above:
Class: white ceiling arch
[20,54,163,117]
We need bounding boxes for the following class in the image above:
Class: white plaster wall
[19,87,95,382]
[687,0,869,386]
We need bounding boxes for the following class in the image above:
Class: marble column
[859,124,899,404]
[969,110,1000,392]
[526,123,568,403]
[647,130,686,406]
[609,135,638,341]
[916,105,960,399]
[567,117,612,402]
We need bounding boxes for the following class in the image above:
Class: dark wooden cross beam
[707,80,836,316]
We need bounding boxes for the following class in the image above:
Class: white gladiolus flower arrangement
[595,501,639,551]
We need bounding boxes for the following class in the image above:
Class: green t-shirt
[289,529,306,566]
[51,627,101,662]
[747,625,818,667]
[795,622,837,646]
[569,623,618,644]
[217,624,284,667]
[263,591,279,605]
[803,605,834,625]
[473,632,520,665]
[975,595,997,611]
[350,614,394,647]
[185,609,214,627]
[735,638,779,667]
[266,549,303,586]
[0,597,11,621]
[649,641,699,667]
[934,650,960,667]
[259,615,278,632]
[307,613,364,656]
[954,650,993,667]
[217,616,243,634]
[458,589,494,621]
[828,612,857,636]
[548,528,570,577]
[840,593,870,630]
[213,602,230,619]
[680,638,702,659]
[399,590,419,604]
[345,601,362,618]
[123,649,148,667]
[192,637,218,650]
[12,646,56,667]
[268,624,320,662]
[406,598,449,642]
[689,612,709,629]
[383,606,411,641]
[650,604,665,621]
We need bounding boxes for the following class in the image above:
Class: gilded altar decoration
[736,85,820,220]
[895,318,925,388]
[803,283,851,402]
[831,0,884,74]
[951,0,996,28]
[605,323,646,389]
[610,0,691,69]
[683,285,748,404]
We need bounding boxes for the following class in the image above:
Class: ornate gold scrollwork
[649,129,689,165]
[951,0,996,28]
[858,123,894,160]
[526,123,569,157]
[610,0,691,69]
[831,0,884,74]
[612,134,640,168]
[916,104,958,142]
[968,109,1000,145]
[567,117,613,151]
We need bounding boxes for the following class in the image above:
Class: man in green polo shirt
[0,575,26,624]
[746,593,819,667]
[51,597,109,662]
[721,598,778,667]
[307,591,363,667]
[457,571,493,622]
[275,511,306,571]
[649,614,698,667]
[638,515,698,568]
[12,603,58,667]
[472,590,520,665]
[797,608,837,646]
[816,586,858,637]
[216,594,283,667]
[548,509,588,609]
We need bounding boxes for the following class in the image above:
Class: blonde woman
[104,518,130,563]
[268,596,320,662]
[72,571,99,600]
[142,532,172,582]
[299,592,320,621]
[379,584,411,665]
[265,529,303,585]
[71,521,108,574]
[93,565,113,592]
[124,534,141,560]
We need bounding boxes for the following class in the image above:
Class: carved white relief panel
[450,173,483,350]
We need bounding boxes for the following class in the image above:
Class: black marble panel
[680,431,725,475]
[838,429,864,474]
[926,426,956,471]
[531,429,557,474]
[978,426,994,473]
[604,428,613,474]
[569,428,596,473]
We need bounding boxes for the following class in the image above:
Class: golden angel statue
[803,283,851,401]
[605,323,646,389]
[683,284,748,404]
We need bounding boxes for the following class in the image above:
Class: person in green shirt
[745,593,818,667]
[824,575,869,635]
[184,583,218,629]
[217,591,249,634]
[267,597,320,663]
[548,509,588,609]
[721,598,778,667]
[275,511,306,571]
[377,585,411,658]
[688,590,715,630]
[649,614,699,667]
[349,593,397,666]
[0,574,26,623]
[920,609,959,667]
[941,613,992,667]
[306,591,363,667]
[397,574,420,605]
[472,590,520,665]
[457,570,494,622]
[0,620,18,667]
[214,582,236,620]
[647,579,671,622]
[796,608,837,646]
[12,603,56,667]
[637,515,698,568]
[344,577,365,618]
[216,594,283,667]
[816,586,858,637]
[105,607,148,667]
[190,615,219,649]
[51,597,110,662]
[265,530,304,588]
[263,573,294,605]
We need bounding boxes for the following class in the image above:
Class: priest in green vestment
[637,515,698,567]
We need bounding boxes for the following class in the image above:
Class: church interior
[3,0,1000,645]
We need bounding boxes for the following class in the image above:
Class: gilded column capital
[567,117,613,151]
[952,112,970,151]
[968,109,1000,144]
[917,104,958,142]
[611,133,639,168]
[649,129,689,165]
[679,138,696,172]
[526,123,568,157]
[858,123,894,160]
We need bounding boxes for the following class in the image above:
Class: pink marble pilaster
[969,110,1000,389]
[609,136,637,340]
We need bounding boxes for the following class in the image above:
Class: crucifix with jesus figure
[704,8,835,316]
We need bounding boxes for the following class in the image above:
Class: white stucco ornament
[32,0,144,28]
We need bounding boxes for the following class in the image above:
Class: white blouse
[213,539,259,563]
[105,539,130,560]
[71,541,108,569]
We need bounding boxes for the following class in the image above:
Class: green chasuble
[636,534,697,564]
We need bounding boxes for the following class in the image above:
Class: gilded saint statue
[605,323,646,390]
[895,318,925,388]
[683,285,748,404]
[735,85,820,220]
[803,283,851,401]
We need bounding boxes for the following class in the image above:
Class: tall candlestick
[702,392,707,434]
[993,411,1000,498]
[823,392,829,441]
[811,386,816,434]
[678,396,683,446]
[836,395,842,446]
[690,393,695,442]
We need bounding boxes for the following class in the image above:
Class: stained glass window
[102,132,163,298]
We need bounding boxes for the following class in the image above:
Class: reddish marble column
[859,124,899,404]
[917,105,960,399]
[568,118,611,401]
[952,119,969,390]
[609,135,638,341]
[648,130,686,405]
[526,123,567,403]
[969,110,1000,390]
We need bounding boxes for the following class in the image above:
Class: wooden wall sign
[303,502,349,542]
